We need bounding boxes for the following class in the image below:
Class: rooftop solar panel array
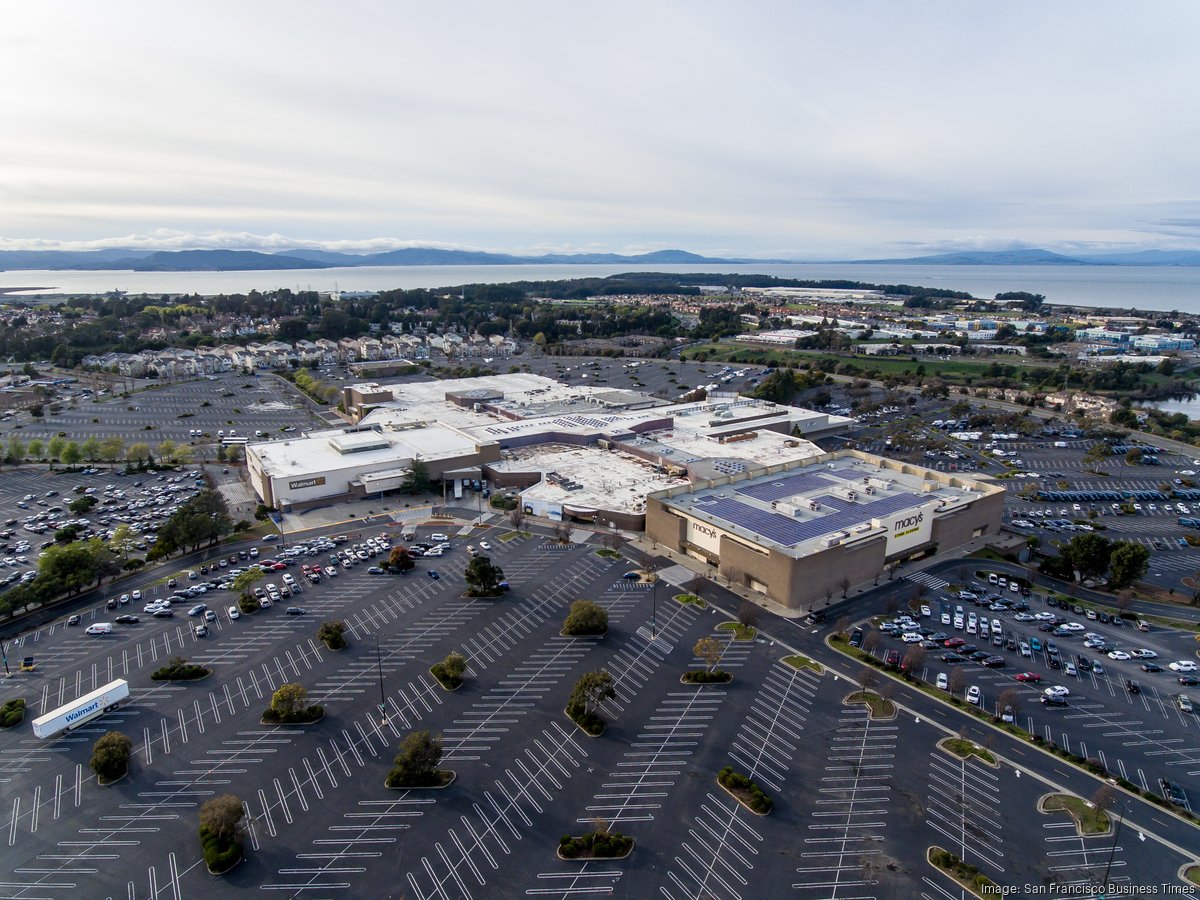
[738,471,833,502]
[694,490,923,548]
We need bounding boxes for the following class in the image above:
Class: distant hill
[0,246,758,271]
[4,244,1199,272]
[108,250,321,271]
[1074,249,1200,266]
[850,248,1104,266]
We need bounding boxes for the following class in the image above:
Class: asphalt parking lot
[0,371,325,448]
[863,571,1200,805]
[0,524,1195,896]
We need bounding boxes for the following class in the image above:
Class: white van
[85,623,113,635]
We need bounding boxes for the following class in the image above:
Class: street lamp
[1097,802,1127,897]
[375,635,388,726]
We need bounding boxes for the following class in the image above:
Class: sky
[2,1,1199,259]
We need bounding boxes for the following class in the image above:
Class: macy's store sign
[881,507,933,553]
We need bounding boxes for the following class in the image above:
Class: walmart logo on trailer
[65,700,101,723]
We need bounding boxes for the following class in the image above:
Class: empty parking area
[0,525,1196,897]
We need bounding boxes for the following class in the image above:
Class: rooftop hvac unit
[865,485,876,494]
[808,500,821,511]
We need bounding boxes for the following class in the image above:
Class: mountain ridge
[3,246,1200,272]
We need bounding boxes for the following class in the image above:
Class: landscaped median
[927,846,999,898]
[824,633,1200,827]
[782,654,824,675]
[1038,793,1111,836]
[842,689,896,720]
[938,737,998,768]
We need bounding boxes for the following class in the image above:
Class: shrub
[199,794,245,873]
[558,825,634,859]
[386,730,452,788]
[430,652,467,690]
[562,599,608,636]
[261,682,323,724]
[90,731,132,781]
[718,765,773,814]
[681,670,732,684]
[237,596,260,615]
[317,620,347,650]
[0,698,26,729]
[151,656,211,681]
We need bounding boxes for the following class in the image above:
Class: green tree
[430,651,467,688]
[126,442,151,466]
[199,794,245,843]
[26,438,44,460]
[269,683,307,718]
[1124,447,1143,465]
[316,620,346,649]
[89,731,132,781]
[567,670,616,724]
[1107,541,1150,589]
[7,435,26,463]
[387,730,445,787]
[1084,443,1109,464]
[68,495,97,515]
[156,490,233,553]
[46,435,65,465]
[38,538,119,594]
[60,442,82,467]
[464,555,505,596]
[1060,533,1112,580]
[563,599,608,636]
[80,436,101,462]
[99,436,125,467]
[109,523,138,559]
[401,459,432,494]
[231,567,265,602]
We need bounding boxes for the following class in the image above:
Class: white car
[227,605,240,620]
[941,612,952,625]
[920,604,932,617]
[1034,612,1056,621]
[901,632,922,643]
[479,540,492,551]
[1169,660,1198,673]
[1133,649,1158,659]
[430,533,449,542]
[1108,650,1131,660]
[966,686,982,705]
[1044,685,1070,699]
[936,673,949,690]
[1014,613,1035,622]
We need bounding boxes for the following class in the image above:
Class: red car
[1015,672,1042,683]
[312,565,323,574]
[943,637,966,649]
[301,564,312,575]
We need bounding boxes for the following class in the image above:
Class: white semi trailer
[31,679,129,739]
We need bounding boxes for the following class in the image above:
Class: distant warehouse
[646,450,1004,611]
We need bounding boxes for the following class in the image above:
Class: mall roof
[659,453,998,558]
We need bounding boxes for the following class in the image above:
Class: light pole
[649,562,660,639]
[1097,802,1127,897]
[375,635,388,726]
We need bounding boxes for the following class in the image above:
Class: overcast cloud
[2,1,1197,258]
